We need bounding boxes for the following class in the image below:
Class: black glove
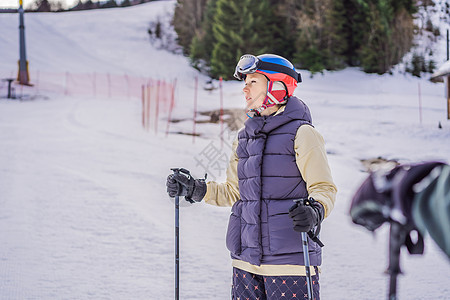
[166,168,207,203]
[289,198,324,233]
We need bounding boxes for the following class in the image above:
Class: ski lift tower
[17,0,30,85]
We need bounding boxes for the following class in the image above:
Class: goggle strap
[258,61,302,83]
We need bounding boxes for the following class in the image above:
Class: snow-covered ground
[1,1,449,299]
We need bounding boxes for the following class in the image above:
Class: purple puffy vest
[226,97,322,266]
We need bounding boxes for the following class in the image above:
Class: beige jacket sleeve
[203,136,240,207]
[295,125,337,218]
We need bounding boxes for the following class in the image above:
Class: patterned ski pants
[231,267,320,300]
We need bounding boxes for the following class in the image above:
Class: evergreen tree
[267,0,298,59]
[357,0,393,73]
[35,0,52,12]
[173,0,209,55]
[121,0,132,7]
[100,0,118,9]
[293,0,348,73]
[210,0,276,79]
[324,0,348,68]
[84,0,99,9]
[70,0,84,11]
[356,0,414,74]
[189,0,219,71]
[172,0,417,76]
[341,0,363,66]
[53,1,64,11]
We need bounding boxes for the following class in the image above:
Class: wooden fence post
[166,79,177,137]
[193,76,198,143]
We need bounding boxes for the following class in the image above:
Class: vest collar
[244,97,312,137]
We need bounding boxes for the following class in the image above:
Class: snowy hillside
[1,1,449,299]
[397,0,450,76]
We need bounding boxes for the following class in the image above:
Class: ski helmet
[234,54,301,97]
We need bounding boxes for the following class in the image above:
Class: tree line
[173,0,441,78]
[21,0,153,13]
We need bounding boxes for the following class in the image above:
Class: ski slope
[0,1,449,299]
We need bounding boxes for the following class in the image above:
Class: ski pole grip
[294,197,309,206]
[170,168,184,196]
[171,168,191,176]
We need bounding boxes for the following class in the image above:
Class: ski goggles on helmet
[233,54,302,83]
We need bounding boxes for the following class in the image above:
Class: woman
[167,54,337,299]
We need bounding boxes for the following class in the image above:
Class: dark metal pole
[18,0,30,85]
[387,222,405,300]
[294,198,314,300]
[301,232,313,300]
[447,29,449,61]
[7,79,13,99]
[175,194,179,300]
[446,29,450,120]
[171,168,182,300]
[170,167,194,299]
[447,75,450,120]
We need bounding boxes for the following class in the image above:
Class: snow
[1,1,450,299]
[1,0,79,10]
[432,60,450,78]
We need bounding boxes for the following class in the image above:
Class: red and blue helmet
[234,54,301,96]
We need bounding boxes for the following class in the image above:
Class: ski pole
[387,221,404,300]
[302,232,313,300]
[175,192,180,300]
[171,168,183,300]
[170,168,199,299]
[294,199,314,300]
